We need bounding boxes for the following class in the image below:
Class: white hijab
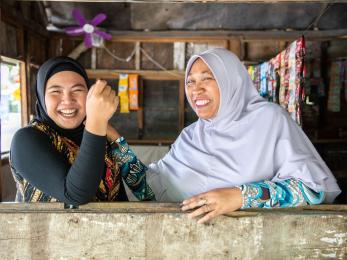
[147,48,341,203]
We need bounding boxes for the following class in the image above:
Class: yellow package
[129,74,139,110]
[118,73,129,113]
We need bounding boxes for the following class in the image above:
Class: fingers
[187,203,214,219]
[182,192,208,206]
[90,79,116,101]
[101,84,113,96]
[114,95,120,108]
[93,79,108,95]
[181,197,208,211]
[197,211,217,224]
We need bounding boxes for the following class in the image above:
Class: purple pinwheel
[65,9,112,48]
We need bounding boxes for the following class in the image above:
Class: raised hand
[85,79,118,136]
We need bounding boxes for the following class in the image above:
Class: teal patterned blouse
[239,179,325,209]
[111,137,155,201]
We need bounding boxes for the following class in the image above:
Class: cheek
[44,96,57,115]
[186,88,193,104]
[77,93,88,111]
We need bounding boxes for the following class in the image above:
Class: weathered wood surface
[0,203,346,259]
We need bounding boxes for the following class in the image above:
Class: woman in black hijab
[10,56,154,205]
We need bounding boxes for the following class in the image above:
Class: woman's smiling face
[186,58,220,120]
[44,71,88,129]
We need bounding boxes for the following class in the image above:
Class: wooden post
[137,77,144,139]
[20,61,29,126]
[173,42,185,71]
[228,38,242,59]
[91,47,96,70]
[135,43,144,139]
[135,41,141,70]
[241,39,247,61]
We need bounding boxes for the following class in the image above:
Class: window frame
[1,56,28,159]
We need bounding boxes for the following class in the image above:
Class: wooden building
[1,1,347,259]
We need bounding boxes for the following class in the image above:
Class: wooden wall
[0,1,49,121]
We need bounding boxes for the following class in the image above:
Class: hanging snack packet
[129,74,139,110]
[118,73,129,113]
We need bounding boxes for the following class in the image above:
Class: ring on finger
[198,198,208,206]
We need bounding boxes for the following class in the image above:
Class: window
[1,57,25,157]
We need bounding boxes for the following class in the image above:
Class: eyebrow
[188,70,213,76]
[46,83,86,90]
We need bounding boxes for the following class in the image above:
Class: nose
[191,81,204,95]
[61,90,75,104]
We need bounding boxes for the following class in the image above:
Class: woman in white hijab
[147,48,341,224]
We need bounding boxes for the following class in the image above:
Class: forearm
[65,130,107,204]
[110,137,155,201]
[239,179,325,209]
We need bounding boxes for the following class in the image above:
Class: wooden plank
[0,203,346,259]
[52,29,347,43]
[20,61,29,126]
[87,69,184,80]
[1,202,345,213]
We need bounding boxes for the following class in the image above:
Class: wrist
[85,118,107,136]
[233,187,243,209]
[234,185,247,209]
[107,125,121,141]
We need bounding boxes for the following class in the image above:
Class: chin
[57,120,83,130]
[197,114,209,120]
[197,112,216,120]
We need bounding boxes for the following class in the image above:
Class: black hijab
[35,56,90,145]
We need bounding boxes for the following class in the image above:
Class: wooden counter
[0,203,346,259]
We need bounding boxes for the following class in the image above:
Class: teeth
[59,109,77,117]
[60,109,76,114]
[195,100,210,106]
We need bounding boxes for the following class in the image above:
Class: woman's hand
[85,79,119,136]
[181,187,242,224]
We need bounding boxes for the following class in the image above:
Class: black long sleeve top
[10,126,107,205]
